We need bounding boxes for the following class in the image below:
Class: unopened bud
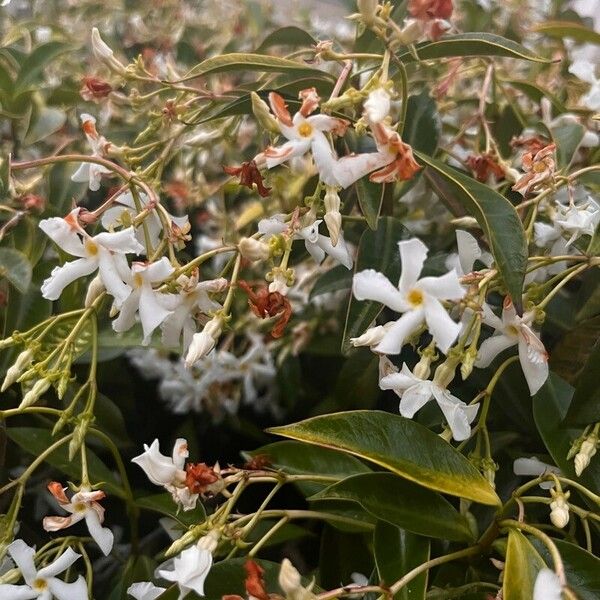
[549,489,570,529]
[356,0,379,25]
[395,19,425,45]
[350,325,386,348]
[0,336,16,350]
[91,28,127,75]
[19,378,51,409]
[460,346,478,380]
[69,417,90,460]
[323,187,341,246]
[239,237,270,261]
[197,530,219,553]
[185,316,223,367]
[251,92,279,134]
[268,268,293,295]
[574,436,598,476]
[279,559,302,595]
[85,275,105,307]
[1,349,34,392]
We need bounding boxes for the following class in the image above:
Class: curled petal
[47,576,89,600]
[47,481,70,505]
[517,332,549,396]
[268,92,293,127]
[263,139,311,169]
[94,227,145,254]
[475,334,516,368]
[85,509,114,556]
[43,515,78,531]
[172,438,189,471]
[353,269,405,312]
[399,382,434,418]
[298,87,320,117]
[37,547,81,579]
[7,539,37,584]
[41,258,97,301]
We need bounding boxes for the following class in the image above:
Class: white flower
[380,363,478,441]
[0,539,87,600]
[363,87,392,124]
[513,457,560,490]
[131,438,198,511]
[71,113,111,191]
[185,315,223,367]
[445,230,492,276]
[43,482,114,556]
[350,323,393,348]
[554,201,600,246]
[155,544,212,600]
[475,298,549,396]
[39,208,144,306]
[161,275,227,351]
[353,238,464,355]
[112,257,175,344]
[533,568,562,600]
[127,582,166,600]
[256,88,350,187]
[568,44,600,111]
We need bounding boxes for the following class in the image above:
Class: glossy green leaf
[24,106,67,145]
[500,79,565,114]
[341,217,411,353]
[402,89,440,155]
[7,427,124,497]
[14,42,70,92]
[533,21,600,46]
[397,33,551,63]
[533,373,600,495]
[135,493,206,528]
[0,248,32,294]
[551,121,586,169]
[309,473,474,541]
[374,522,429,600]
[503,529,546,600]
[310,498,377,532]
[356,178,384,230]
[418,153,527,312]
[268,411,500,505]
[563,339,600,425]
[333,348,380,410]
[255,26,317,52]
[179,53,334,82]
[530,538,600,600]
[310,264,352,300]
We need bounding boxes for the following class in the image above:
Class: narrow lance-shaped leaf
[254,26,318,53]
[417,152,528,313]
[503,529,547,600]
[268,410,500,506]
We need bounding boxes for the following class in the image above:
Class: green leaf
[6,427,124,498]
[255,26,317,53]
[499,79,565,114]
[135,493,206,528]
[267,411,500,506]
[533,373,600,495]
[0,154,9,199]
[503,529,546,600]
[333,348,380,410]
[418,153,527,312]
[310,264,352,300]
[24,106,66,145]
[530,538,600,600]
[402,89,440,155]
[0,248,32,294]
[550,121,586,169]
[179,53,334,82]
[374,522,429,600]
[309,473,474,541]
[14,42,70,92]
[397,33,551,63]
[533,21,600,46]
[356,178,384,230]
[563,339,600,426]
[341,217,411,353]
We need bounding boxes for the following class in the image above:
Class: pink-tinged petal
[264,139,310,169]
[398,238,428,293]
[47,481,70,505]
[39,215,86,257]
[131,439,180,486]
[47,576,88,600]
[432,388,478,442]
[85,509,114,556]
[533,569,562,600]
[501,296,517,326]
[73,489,106,504]
[423,297,461,353]
[353,269,405,312]
[138,284,172,345]
[112,289,141,334]
[268,92,293,127]
[310,131,339,187]
[419,270,465,301]
[475,334,516,368]
[332,151,392,189]
[518,334,549,396]
[172,438,189,471]
[42,515,76,531]
[37,547,81,579]
[399,382,434,418]
[7,540,37,585]
[0,585,38,599]
[41,258,97,301]
[374,309,425,355]
[94,227,144,254]
[307,114,347,133]
[127,582,167,600]
[315,234,353,269]
[480,302,503,330]
[142,257,175,283]
[97,251,133,307]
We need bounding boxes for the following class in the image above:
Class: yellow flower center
[33,578,48,591]
[532,161,547,173]
[73,502,87,512]
[85,239,99,256]
[297,121,313,137]
[407,288,424,307]
[133,273,144,288]
[506,324,520,337]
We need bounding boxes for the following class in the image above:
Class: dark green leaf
[563,339,600,425]
[268,411,500,505]
[356,178,384,230]
[24,106,67,145]
[135,493,206,528]
[503,529,546,600]
[309,473,474,541]
[0,248,32,294]
[402,89,440,155]
[374,522,429,600]
[551,121,586,169]
[255,27,318,53]
[418,153,527,312]
[500,79,565,114]
[533,21,600,45]
[14,42,70,92]
[310,264,352,300]
[333,348,380,410]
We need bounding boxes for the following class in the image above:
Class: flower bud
[574,435,598,476]
[279,559,302,596]
[0,336,16,350]
[19,378,51,409]
[251,92,280,134]
[356,0,379,25]
[185,316,223,367]
[1,349,34,392]
[460,346,478,380]
[323,187,342,247]
[350,325,386,348]
[268,268,293,295]
[549,489,570,529]
[85,275,105,308]
[91,27,127,75]
[238,237,270,261]
[363,87,391,124]
[197,530,219,553]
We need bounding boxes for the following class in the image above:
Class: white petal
[353,269,405,311]
[0,585,37,599]
[568,60,597,85]
[138,285,172,344]
[480,302,503,330]
[398,238,427,293]
[298,221,320,244]
[70,163,91,184]
[475,334,516,368]
[423,296,462,353]
[399,382,434,418]
[131,440,180,486]
[310,131,339,186]
[316,234,353,269]
[518,334,549,396]
[265,139,311,169]
[7,540,37,585]
[47,576,88,600]
[533,568,562,600]
[513,457,559,478]
[432,388,478,442]
[101,205,135,231]
[363,88,391,123]
[39,214,86,257]
[97,251,132,307]
[332,151,392,189]
[127,582,167,600]
[455,230,481,274]
[161,305,189,348]
[374,309,425,355]
[94,227,144,254]
[304,239,326,264]
[379,364,421,394]
[258,215,287,237]
[85,509,114,556]
[143,257,175,283]
[171,438,189,471]
[307,114,346,131]
[112,290,141,334]
[37,548,81,579]
[418,270,465,300]
[41,258,97,300]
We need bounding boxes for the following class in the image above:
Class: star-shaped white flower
[380,362,478,441]
[352,237,465,355]
[112,257,175,344]
[475,297,549,396]
[554,200,600,246]
[0,539,87,600]
[43,482,114,556]
[71,113,112,191]
[155,544,212,600]
[39,208,144,306]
